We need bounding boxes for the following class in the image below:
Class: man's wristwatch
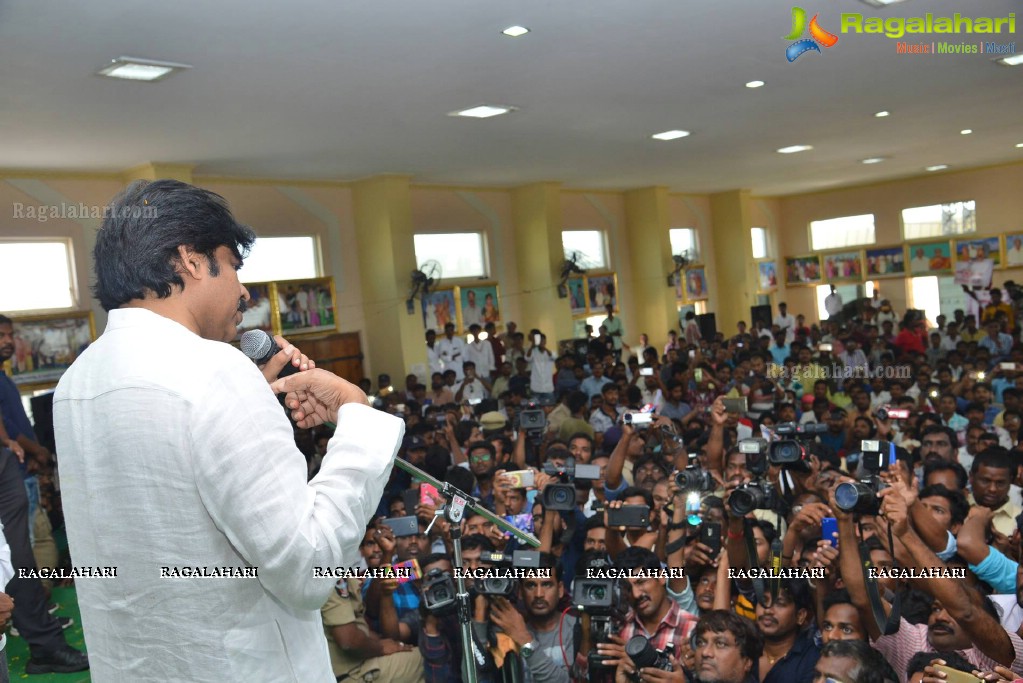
[520,641,538,659]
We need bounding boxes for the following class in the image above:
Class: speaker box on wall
[696,313,717,341]
[750,304,772,329]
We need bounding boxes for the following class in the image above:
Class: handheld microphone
[240,330,301,376]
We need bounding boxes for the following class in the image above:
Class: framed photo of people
[2,310,96,389]
[784,254,822,286]
[955,236,1003,268]
[276,276,337,337]
[459,284,500,331]
[238,282,276,336]
[1006,233,1023,268]
[587,273,618,312]
[821,251,863,283]
[756,260,778,293]
[568,276,588,315]
[684,267,708,301]
[864,246,906,278]
[907,241,954,276]
[422,288,458,333]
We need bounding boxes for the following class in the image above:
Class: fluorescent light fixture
[995,54,1023,66]
[97,56,191,82]
[745,80,765,88]
[960,129,973,135]
[1017,143,1023,148]
[925,164,949,172]
[652,130,691,141]
[859,0,909,6]
[874,110,890,118]
[777,145,813,154]
[502,25,530,37]
[449,105,517,119]
[861,157,886,164]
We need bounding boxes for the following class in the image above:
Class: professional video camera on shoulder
[541,456,600,511]
[516,401,548,434]
[728,438,779,517]
[769,422,826,472]
[835,439,892,515]
[475,550,542,597]
[421,567,458,616]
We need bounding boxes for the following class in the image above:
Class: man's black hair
[971,447,1014,475]
[822,588,855,611]
[613,546,661,573]
[619,486,654,509]
[692,610,763,663]
[461,534,495,554]
[818,640,896,683]
[93,179,256,311]
[919,484,970,526]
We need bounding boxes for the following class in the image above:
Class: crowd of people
[301,284,1023,683]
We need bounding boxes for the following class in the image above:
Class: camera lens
[835,481,878,515]
[728,485,760,516]
[625,636,660,669]
[771,440,799,463]
[584,583,607,602]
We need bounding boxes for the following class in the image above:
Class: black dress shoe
[25,645,89,674]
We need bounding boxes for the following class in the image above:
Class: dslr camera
[541,457,600,511]
[625,636,674,678]
[728,438,779,516]
[835,440,892,515]
[674,453,715,493]
[769,422,826,472]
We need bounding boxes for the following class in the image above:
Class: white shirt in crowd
[527,346,556,394]
[773,313,796,343]
[53,308,402,682]
[825,292,844,318]
[467,339,495,377]
[435,334,469,381]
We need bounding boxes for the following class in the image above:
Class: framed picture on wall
[757,261,778,293]
[1006,234,1023,268]
[587,273,618,312]
[864,246,906,278]
[238,282,277,336]
[955,236,1003,268]
[422,288,458,332]
[568,276,588,315]
[2,310,95,389]
[822,251,863,283]
[459,284,500,331]
[685,267,708,301]
[276,276,337,336]
[907,240,954,275]
[784,255,822,286]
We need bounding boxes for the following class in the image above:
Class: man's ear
[176,245,205,281]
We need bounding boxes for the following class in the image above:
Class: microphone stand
[392,458,540,683]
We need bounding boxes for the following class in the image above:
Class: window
[0,241,75,312]
[751,227,769,259]
[909,277,942,327]
[815,283,863,321]
[902,200,976,239]
[413,233,487,279]
[809,214,875,251]
[669,228,701,263]
[562,230,607,270]
[241,236,319,283]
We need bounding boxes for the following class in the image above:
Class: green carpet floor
[6,584,89,682]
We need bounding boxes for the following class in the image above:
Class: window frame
[239,235,322,284]
[0,238,78,313]
[412,231,490,281]
[808,214,876,252]
[562,230,609,271]
[669,228,701,263]
[900,200,976,240]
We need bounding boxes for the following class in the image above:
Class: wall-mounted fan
[406,260,442,314]
[666,252,689,287]
[557,251,587,299]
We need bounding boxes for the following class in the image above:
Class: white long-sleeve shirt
[0,522,12,651]
[54,308,402,682]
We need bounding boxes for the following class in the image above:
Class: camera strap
[857,521,902,635]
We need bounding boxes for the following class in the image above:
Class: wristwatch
[520,641,538,659]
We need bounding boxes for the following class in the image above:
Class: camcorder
[517,402,548,434]
[421,567,457,616]
[769,422,826,472]
[728,439,779,516]
[541,457,600,511]
[625,636,675,678]
[875,406,910,421]
[835,439,892,515]
[475,550,541,597]
[623,411,654,430]
[572,555,629,677]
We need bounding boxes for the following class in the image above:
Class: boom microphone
[239,330,301,376]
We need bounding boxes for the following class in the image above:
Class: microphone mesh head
[239,330,273,362]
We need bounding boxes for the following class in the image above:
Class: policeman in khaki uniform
[321,577,424,682]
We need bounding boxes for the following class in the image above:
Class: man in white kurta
[54,308,402,681]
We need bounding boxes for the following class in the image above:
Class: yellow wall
[4,160,1023,377]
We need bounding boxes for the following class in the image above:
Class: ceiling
[1,0,1020,195]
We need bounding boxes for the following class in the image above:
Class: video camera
[572,554,627,679]
[835,439,892,515]
[517,401,548,434]
[769,422,826,472]
[541,457,600,511]
[623,411,654,430]
[475,550,541,597]
[728,439,779,517]
[421,567,458,616]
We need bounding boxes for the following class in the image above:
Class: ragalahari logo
[785,7,839,62]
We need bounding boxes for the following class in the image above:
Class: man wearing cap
[479,411,507,436]
[773,303,796,344]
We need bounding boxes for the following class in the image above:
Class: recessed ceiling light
[502,25,530,37]
[777,145,813,154]
[926,164,949,172]
[995,54,1023,66]
[449,105,517,119]
[874,111,890,118]
[652,130,691,141]
[861,157,886,164]
[96,56,192,82]
[745,80,765,88]
[961,129,973,135]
